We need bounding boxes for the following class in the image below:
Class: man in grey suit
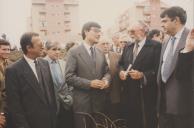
[157,6,192,128]
[65,22,111,128]
[44,41,73,128]
[5,32,57,128]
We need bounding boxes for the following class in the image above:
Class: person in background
[147,29,164,43]
[119,35,129,54]
[44,41,74,128]
[111,33,121,54]
[97,37,122,120]
[0,39,11,128]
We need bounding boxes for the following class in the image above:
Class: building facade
[117,0,168,33]
[28,0,79,43]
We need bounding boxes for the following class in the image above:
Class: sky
[0,0,193,46]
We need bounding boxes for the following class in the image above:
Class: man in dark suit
[157,6,192,128]
[175,30,194,128]
[5,32,57,128]
[97,37,122,120]
[118,21,161,128]
[65,22,111,128]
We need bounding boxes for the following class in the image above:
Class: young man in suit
[5,32,57,128]
[119,21,161,128]
[0,39,11,128]
[157,6,192,128]
[44,41,74,128]
[65,22,111,128]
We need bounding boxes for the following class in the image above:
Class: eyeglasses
[128,30,135,34]
[51,48,61,51]
[120,41,127,44]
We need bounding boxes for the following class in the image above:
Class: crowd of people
[0,5,194,128]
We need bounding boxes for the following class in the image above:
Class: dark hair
[81,21,101,40]
[0,39,10,47]
[147,29,161,40]
[65,41,76,52]
[20,32,39,54]
[160,6,187,25]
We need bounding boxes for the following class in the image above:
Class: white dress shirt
[24,55,39,81]
[133,37,146,55]
[163,27,185,62]
[105,53,110,67]
[83,42,95,56]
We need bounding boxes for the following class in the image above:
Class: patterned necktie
[161,37,176,83]
[133,43,139,63]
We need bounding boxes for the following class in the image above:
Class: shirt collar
[174,26,185,39]
[83,41,95,51]
[44,56,57,64]
[24,55,36,64]
[137,37,146,48]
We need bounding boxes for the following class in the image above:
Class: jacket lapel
[58,60,65,78]
[168,28,190,77]
[157,37,170,83]
[95,49,104,73]
[125,44,134,67]
[78,44,95,71]
[133,39,152,66]
[21,58,47,104]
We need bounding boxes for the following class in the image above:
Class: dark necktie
[34,60,50,104]
[90,47,94,58]
[161,37,176,83]
[133,43,139,63]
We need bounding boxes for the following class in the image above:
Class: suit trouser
[159,113,192,128]
[56,103,74,128]
[74,112,96,128]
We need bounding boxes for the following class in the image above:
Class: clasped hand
[90,79,109,89]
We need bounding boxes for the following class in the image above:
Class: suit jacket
[65,44,111,113]
[5,57,57,128]
[118,39,161,112]
[0,59,12,112]
[108,52,122,104]
[157,28,192,115]
[176,51,194,126]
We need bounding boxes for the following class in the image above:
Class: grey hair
[45,40,60,50]
[138,20,149,34]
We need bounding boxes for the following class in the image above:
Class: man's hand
[0,114,5,128]
[90,80,106,89]
[119,70,127,80]
[128,69,144,80]
[100,79,109,89]
[183,29,194,52]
